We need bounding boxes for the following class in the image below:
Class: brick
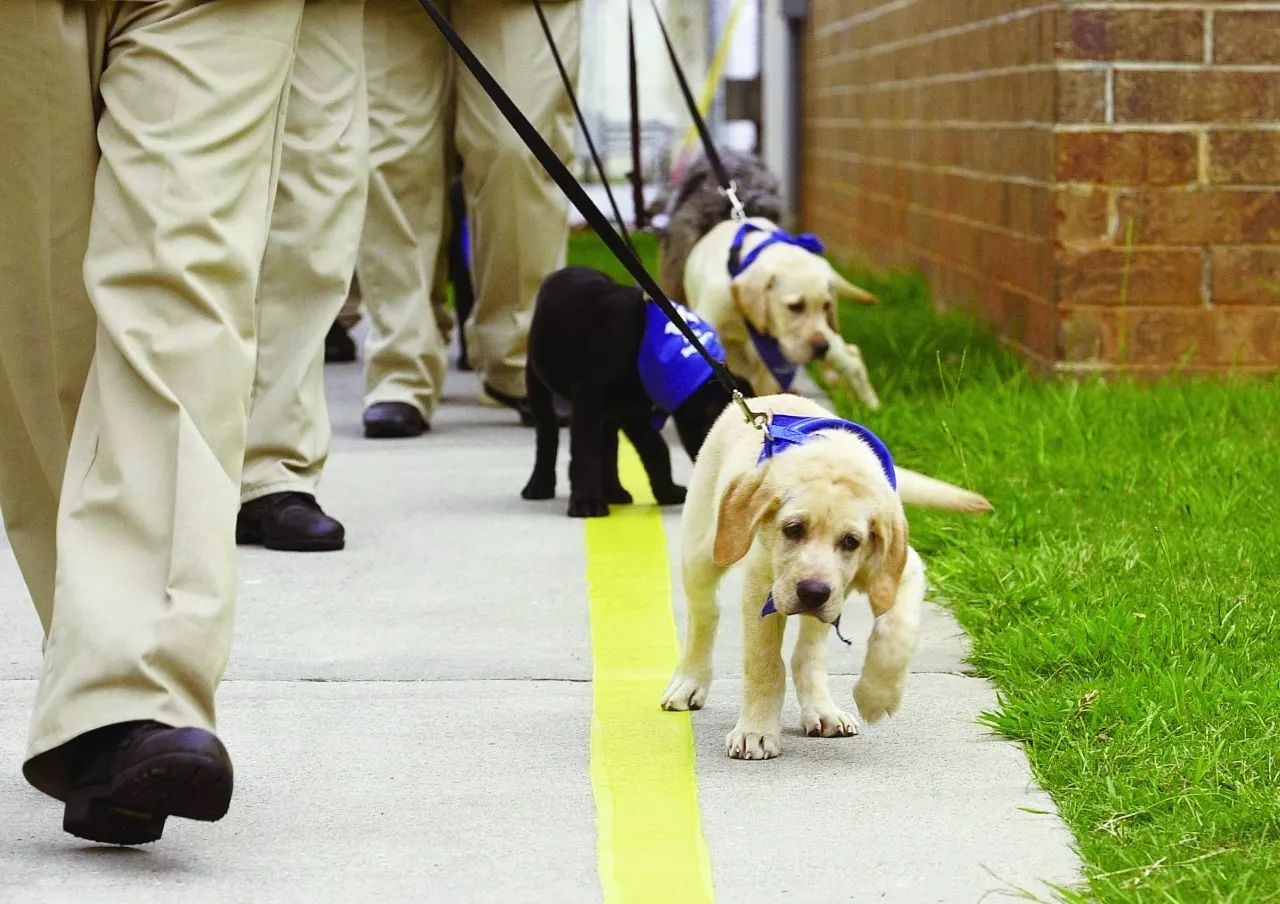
[1055,186,1111,246]
[1062,9,1203,63]
[1116,190,1280,246]
[1211,247,1280,304]
[1115,70,1280,124]
[1211,308,1280,366]
[1209,131,1280,185]
[1057,69,1108,123]
[1056,131,1197,186]
[1058,249,1203,305]
[1214,12,1280,65]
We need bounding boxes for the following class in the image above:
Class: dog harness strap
[759,414,898,490]
[745,324,799,392]
[727,223,826,279]
[638,301,725,425]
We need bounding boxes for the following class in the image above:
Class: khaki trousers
[0,0,302,800]
[357,0,579,417]
[242,0,369,503]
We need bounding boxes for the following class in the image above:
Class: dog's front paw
[653,484,687,506]
[726,725,781,760]
[661,672,710,711]
[801,705,859,738]
[521,474,556,500]
[605,485,633,505]
[854,678,905,723]
[567,494,609,518]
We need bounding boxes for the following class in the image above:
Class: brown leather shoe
[64,721,234,845]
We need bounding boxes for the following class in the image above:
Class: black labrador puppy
[522,266,752,518]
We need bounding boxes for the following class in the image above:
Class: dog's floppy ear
[827,265,878,305]
[731,268,776,334]
[864,505,909,615]
[713,468,776,567]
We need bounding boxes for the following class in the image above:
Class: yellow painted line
[585,441,715,904]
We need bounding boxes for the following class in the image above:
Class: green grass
[567,231,1280,902]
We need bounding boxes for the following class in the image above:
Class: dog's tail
[896,468,992,514]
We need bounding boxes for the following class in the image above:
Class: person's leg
[240,0,369,551]
[0,0,99,636]
[22,0,303,811]
[356,0,450,432]
[454,0,579,406]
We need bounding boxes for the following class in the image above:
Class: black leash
[411,0,762,427]
[645,0,745,221]
[626,0,647,231]
[531,0,633,252]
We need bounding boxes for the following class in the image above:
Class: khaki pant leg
[356,0,451,420]
[0,2,99,634]
[337,280,362,331]
[243,0,369,503]
[23,0,303,802]
[454,0,579,399]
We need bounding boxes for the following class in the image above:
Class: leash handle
[646,0,746,222]
[531,0,633,252]
[411,0,751,414]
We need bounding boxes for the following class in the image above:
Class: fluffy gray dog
[652,149,783,302]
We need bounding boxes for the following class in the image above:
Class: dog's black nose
[811,339,830,359]
[796,580,831,609]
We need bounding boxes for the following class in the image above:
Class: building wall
[802,1,1280,374]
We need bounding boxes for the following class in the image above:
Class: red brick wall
[802,1,1280,374]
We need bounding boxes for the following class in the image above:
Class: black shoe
[363,401,429,438]
[236,492,345,552]
[64,721,233,846]
[324,322,357,363]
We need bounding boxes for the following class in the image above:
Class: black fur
[522,266,752,518]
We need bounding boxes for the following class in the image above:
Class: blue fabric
[727,223,825,278]
[746,325,798,391]
[637,301,725,423]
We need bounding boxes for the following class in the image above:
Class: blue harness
[726,224,826,392]
[637,301,726,426]
[756,414,898,644]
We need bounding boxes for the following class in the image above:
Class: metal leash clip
[721,181,747,223]
[733,389,768,431]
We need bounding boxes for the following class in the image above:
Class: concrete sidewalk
[0,361,1080,903]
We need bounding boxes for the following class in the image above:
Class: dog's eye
[782,521,806,541]
[839,533,861,552]
[787,300,805,315]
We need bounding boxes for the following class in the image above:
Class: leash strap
[759,597,854,646]
[627,0,647,231]
[412,0,758,423]
[646,0,745,221]
[532,0,632,251]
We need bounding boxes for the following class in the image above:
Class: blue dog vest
[637,301,726,424]
[726,223,826,392]
[756,414,897,642]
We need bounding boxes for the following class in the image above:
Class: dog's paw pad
[802,707,859,738]
[726,726,781,760]
[660,673,710,711]
[854,679,904,724]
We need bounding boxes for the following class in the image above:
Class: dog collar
[727,223,825,278]
[637,300,725,426]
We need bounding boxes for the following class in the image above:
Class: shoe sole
[363,424,425,439]
[64,751,233,846]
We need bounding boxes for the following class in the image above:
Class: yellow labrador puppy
[662,395,990,760]
[684,218,882,408]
